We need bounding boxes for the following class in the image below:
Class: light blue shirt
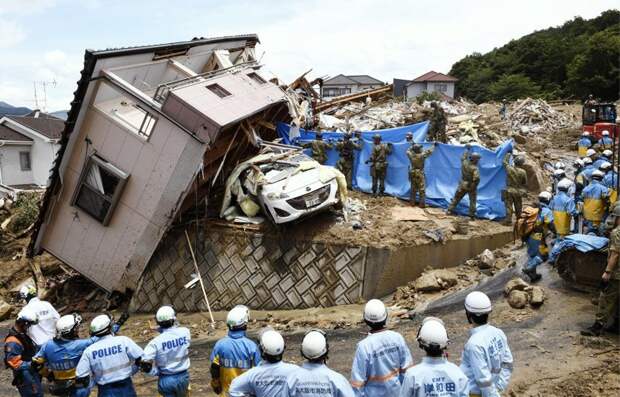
[228,360,299,396]
[604,171,617,191]
[350,329,413,397]
[287,362,355,397]
[578,137,592,149]
[581,180,609,201]
[76,335,143,385]
[399,356,469,397]
[142,326,190,376]
[549,191,577,216]
[459,325,513,397]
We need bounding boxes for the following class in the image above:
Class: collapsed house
[29,35,291,293]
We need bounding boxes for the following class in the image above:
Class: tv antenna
[33,80,57,112]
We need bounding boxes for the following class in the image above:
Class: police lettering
[161,336,187,351]
[92,344,123,359]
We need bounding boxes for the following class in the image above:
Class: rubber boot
[522,267,541,283]
[581,321,604,336]
[419,192,426,208]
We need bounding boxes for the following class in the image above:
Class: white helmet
[19,285,37,301]
[417,317,449,350]
[602,130,610,137]
[301,329,328,360]
[603,149,613,158]
[226,305,249,330]
[17,307,38,326]
[554,161,565,170]
[260,329,285,357]
[574,158,584,168]
[363,299,387,324]
[538,191,552,203]
[583,131,591,136]
[583,157,593,165]
[465,291,492,314]
[56,314,82,337]
[600,161,612,172]
[553,169,565,179]
[156,306,176,326]
[557,179,572,192]
[592,170,605,180]
[586,148,597,158]
[90,314,112,336]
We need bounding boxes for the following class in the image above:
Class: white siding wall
[30,139,59,186]
[0,145,33,185]
[406,82,455,99]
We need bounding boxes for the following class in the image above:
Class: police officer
[502,151,527,225]
[601,162,618,205]
[303,131,333,164]
[75,314,144,397]
[286,329,354,397]
[399,317,469,397]
[366,134,393,197]
[350,299,413,396]
[229,329,298,396]
[20,284,60,347]
[33,313,126,397]
[582,205,620,336]
[586,148,599,165]
[522,192,554,282]
[141,306,191,397]
[429,102,447,143]
[597,130,613,151]
[210,305,261,396]
[407,143,436,208]
[336,132,362,188]
[460,292,513,397]
[447,146,481,219]
[594,149,613,169]
[580,170,609,234]
[549,179,578,238]
[577,131,592,157]
[4,307,43,397]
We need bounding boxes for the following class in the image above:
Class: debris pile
[509,98,574,134]
[317,99,426,131]
[504,277,546,309]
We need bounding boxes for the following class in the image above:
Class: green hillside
[449,10,620,103]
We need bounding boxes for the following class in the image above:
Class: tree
[489,74,542,100]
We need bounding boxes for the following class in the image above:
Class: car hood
[261,164,334,198]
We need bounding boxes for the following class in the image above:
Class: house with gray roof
[403,71,458,99]
[321,74,384,98]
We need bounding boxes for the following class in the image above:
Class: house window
[433,83,448,92]
[72,155,128,226]
[19,152,31,171]
[207,83,232,98]
[247,72,267,84]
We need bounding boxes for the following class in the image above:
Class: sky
[0,0,617,111]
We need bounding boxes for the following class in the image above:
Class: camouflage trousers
[409,169,426,206]
[371,166,387,195]
[448,182,477,217]
[337,159,354,189]
[596,278,619,325]
[503,190,522,224]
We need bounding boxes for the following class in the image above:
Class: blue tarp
[549,234,609,264]
[276,122,514,220]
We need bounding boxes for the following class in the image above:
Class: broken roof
[7,114,64,140]
[410,71,458,83]
[0,123,32,142]
[323,74,384,86]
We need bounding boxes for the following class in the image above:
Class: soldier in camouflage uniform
[582,205,620,336]
[303,131,333,164]
[336,132,362,188]
[366,134,393,197]
[502,150,528,225]
[447,145,481,218]
[407,142,437,207]
[429,102,447,143]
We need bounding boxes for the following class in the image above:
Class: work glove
[211,379,222,395]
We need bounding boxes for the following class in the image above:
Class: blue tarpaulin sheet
[276,122,514,220]
[549,234,609,264]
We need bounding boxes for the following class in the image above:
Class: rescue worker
[499,99,507,121]
[32,312,127,397]
[573,159,585,197]
[460,292,513,397]
[577,131,592,157]
[522,192,554,282]
[597,130,613,151]
[502,151,527,225]
[576,157,595,194]
[551,169,566,194]
[286,329,354,397]
[586,148,599,165]
[399,317,469,397]
[336,132,362,189]
[407,143,437,208]
[75,314,144,397]
[350,299,413,396]
[20,284,60,347]
[406,132,414,145]
[141,306,191,397]
[580,170,609,234]
[229,329,298,396]
[209,305,261,396]
[581,205,620,336]
[366,134,393,197]
[303,131,333,164]
[601,162,618,205]
[549,179,577,238]
[4,307,43,397]
[554,161,566,171]
[447,145,481,219]
[594,149,613,169]
[429,102,447,143]
[585,94,597,105]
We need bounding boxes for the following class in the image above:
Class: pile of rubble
[509,97,574,134]
[317,99,426,131]
[504,277,546,309]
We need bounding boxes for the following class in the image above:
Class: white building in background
[0,111,63,194]
[321,74,384,98]
[404,71,458,99]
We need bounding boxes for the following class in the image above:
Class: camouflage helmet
[406,132,414,141]
[470,152,481,161]
[412,144,422,152]
[343,132,352,139]
[613,203,620,218]
[373,134,381,142]
[514,156,525,166]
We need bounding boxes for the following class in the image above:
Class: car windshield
[258,154,314,184]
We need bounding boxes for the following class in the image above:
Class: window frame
[71,154,129,226]
[206,83,232,98]
[19,151,31,171]
[247,72,267,85]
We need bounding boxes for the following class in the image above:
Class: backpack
[514,206,539,241]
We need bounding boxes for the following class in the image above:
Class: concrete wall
[40,102,205,291]
[131,223,512,312]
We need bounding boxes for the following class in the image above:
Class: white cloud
[0,18,25,48]
[0,0,57,15]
